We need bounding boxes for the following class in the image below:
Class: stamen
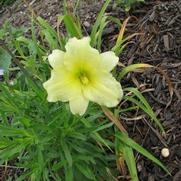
[77,70,90,85]
[80,76,89,85]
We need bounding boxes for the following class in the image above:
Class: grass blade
[115,130,139,181]
[116,133,170,174]
[102,106,127,133]
[90,0,111,46]
[97,16,109,51]
[123,87,165,133]
[112,17,130,54]
[63,15,83,38]
[61,139,72,167]
[118,63,153,80]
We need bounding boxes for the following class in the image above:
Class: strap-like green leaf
[116,133,170,174]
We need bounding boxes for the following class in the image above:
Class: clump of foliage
[116,0,145,11]
[0,0,169,180]
[0,0,15,8]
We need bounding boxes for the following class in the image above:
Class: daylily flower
[43,37,123,115]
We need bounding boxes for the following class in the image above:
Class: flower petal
[64,37,101,75]
[65,37,91,53]
[69,95,89,116]
[84,74,123,107]
[43,70,81,102]
[48,49,64,69]
[100,51,119,72]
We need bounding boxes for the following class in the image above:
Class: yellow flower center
[77,70,90,86]
[80,76,89,85]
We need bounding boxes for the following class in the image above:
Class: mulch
[120,1,181,180]
[0,0,180,180]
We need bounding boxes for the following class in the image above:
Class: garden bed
[0,0,180,180]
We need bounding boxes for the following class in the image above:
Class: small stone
[137,162,142,172]
[161,148,170,157]
[83,21,90,28]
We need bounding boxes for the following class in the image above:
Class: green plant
[0,0,169,180]
[0,0,15,7]
[115,0,145,11]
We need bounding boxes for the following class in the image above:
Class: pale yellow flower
[43,37,123,115]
